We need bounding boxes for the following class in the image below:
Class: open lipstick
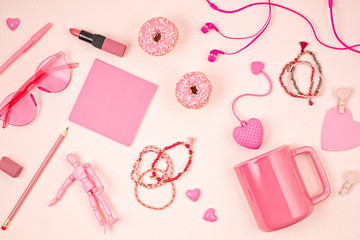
[69,28,126,57]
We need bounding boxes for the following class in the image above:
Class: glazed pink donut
[138,17,179,56]
[175,72,212,109]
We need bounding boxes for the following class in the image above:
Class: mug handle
[292,146,331,205]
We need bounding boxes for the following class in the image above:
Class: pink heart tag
[321,107,360,151]
[186,188,200,202]
[233,118,264,149]
[203,208,217,222]
[251,61,264,75]
[6,18,20,31]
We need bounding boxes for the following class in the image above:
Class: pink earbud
[208,49,225,62]
[201,23,219,34]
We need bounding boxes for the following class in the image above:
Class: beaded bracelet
[279,41,324,105]
[150,140,194,183]
[287,61,323,96]
[131,138,194,210]
[134,168,176,210]
[131,145,174,189]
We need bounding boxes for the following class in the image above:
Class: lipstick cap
[102,38,127,57]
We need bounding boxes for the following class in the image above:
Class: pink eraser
[0,156,23,178]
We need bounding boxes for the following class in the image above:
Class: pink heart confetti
[203,208,217,222]
[186,188,200,202]
[6,18,20,31]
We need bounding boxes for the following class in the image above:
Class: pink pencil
[1,127,69,230]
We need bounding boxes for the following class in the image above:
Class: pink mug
[234,145,331,232]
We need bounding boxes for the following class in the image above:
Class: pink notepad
[69,59,157,146]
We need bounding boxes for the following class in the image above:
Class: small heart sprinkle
[6,18,20,31]
[203,208,217,222]
[186,188,200,202]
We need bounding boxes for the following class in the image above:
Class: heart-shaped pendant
[233,118,264,149]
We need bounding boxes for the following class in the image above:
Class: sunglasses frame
[0,52,78,128]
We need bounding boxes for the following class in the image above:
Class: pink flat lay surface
[0,0,360,240]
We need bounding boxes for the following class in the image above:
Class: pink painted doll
[49,153,118,232]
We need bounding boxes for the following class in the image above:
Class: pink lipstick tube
[70,28,127,57]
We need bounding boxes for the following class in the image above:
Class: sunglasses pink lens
[36,52,71,93]
[0,92,37,126]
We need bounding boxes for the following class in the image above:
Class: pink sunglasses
[0,52,78,128]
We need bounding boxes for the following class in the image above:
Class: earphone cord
[329,5,360,53]
[226,0,272,55]
[207,1,360,53]
[232,71,273,123]
[216,0,272,40]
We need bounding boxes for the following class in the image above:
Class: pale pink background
[1,0,360,239]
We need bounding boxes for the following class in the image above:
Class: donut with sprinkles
[138,17,179,56]
[175,72,212,109]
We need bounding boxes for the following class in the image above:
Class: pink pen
[0,23,52,75]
